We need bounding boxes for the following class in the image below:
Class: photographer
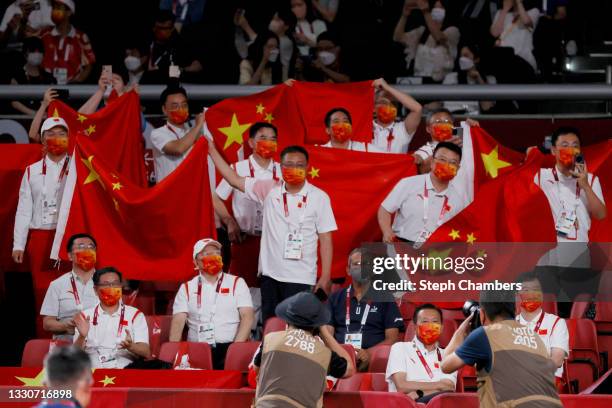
[441,290,561,408]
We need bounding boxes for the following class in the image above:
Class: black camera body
[463,300,481,331]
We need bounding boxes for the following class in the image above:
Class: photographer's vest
[477,320,562,408]
[255,329,331,408]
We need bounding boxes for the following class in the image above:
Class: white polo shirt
[244,179,337,285]
[535,167,604,267]
[381,173,470,242]
[216,155,281,235]
[150,122,193,182]
[320,141,384,153]
[386,339,457,392]
[75,302,149,369]
[517,310,569,378]
[372,121,414,154]
[13,155,70,251]
[172,272,253,343]
[40,271,98,342]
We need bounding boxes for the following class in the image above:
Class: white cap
[192,238,222,260]
[41,117,69,136]
[55,0,75,13]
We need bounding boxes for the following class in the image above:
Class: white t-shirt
[150,122,194,182]
[517,310,569,377]
[493,8,541,71]
[295,19,327,56]
[74,302,149,369]
[244,180,337,285]
[372,121,415,154]
[172,272,253,344]
[382,173,470,242]
[320,140,384,153]
[386,339,457,392]
[400,26,460,82]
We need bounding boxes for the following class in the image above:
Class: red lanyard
[196,274,224,309]
[414,342,442,379]
[92,303,126,337]
[534,311,545,333]
[69,273,81,306]
[249,160,279,181]
[423,180,450,227]
[552,167,580,201]
[282,193,307,218]
[166,124,183,140]
[386,128,394,152]
[42,156,70,180]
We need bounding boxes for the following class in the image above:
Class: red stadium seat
[324,390,421,408]
[335,373,363,391]
[22,339,70,367]
[145,315,173,359]
[442,309,466,327]
[263,317,286,336]
[397,295,416,327]
[403,318,458,348]
[570,296,612,371]
[560,394,612,407]
[368,344,391,373]
[340,343,357,372]
[566,318,600,392]
[224,341,261,371]
[159,341,213,370]
[459,365,478,392]
[370,372,388,391]
[427,392,478,408]
[123,292,155,315]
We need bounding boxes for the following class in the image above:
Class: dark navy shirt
[455,326,493,372]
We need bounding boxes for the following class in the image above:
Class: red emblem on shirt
[434,363,440,369]
[538,329,548,335]
[220,288,230,294]
[121,320,129,326]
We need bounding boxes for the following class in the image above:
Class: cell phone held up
[314,288,328,302]
[54,88,69,101]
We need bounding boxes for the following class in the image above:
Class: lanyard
[42,156,70,179]
[53,36,71,63]
[249,159,279,181]
[534,311,545,333]
[92,303,126,338]
[166,124,185,140]
[414,341,442,379]
[69,273,81,307]
[282,192,308,218]
[422,180,450,228]
[345,286,371,333]
[552,167,581,210]
[197,274,224,319]
[386,127,394,152]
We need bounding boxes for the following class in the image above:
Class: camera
[462,300,481,331]
[575,153,585,165]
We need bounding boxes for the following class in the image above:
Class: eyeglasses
[431,119,452,125]
[96,281,121,288]
[281,162,307,169]
[168,103,189,110]
[74,243,96,250]
[557,142,579,148]
[45,131,68,138]
[256,135,278,142]
[433,155,459,166]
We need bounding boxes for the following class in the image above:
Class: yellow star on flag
[82,155,101,185]
[425,247,453,273]
[77,114,87,123]
[99,375,116,387]
[477,249,487,258]
[448,229,461,240]
[308,167,320,179]
[51,108,59,118]
[466,232,477,245]
[256,103,265,114]
[481,145,512,178]
[219,114,252,150]
[16,369,45,386]
[264,112,274,123]
[112,182,123,191]
[85,124,96,136]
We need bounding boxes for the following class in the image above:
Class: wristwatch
[416,390,424,399]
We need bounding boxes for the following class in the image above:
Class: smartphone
[54,88,69,101]
[169,64,181,78]
[102,65,113,81]
[575,153,585,165]
[314,288,328,302]
[452,127,463,137]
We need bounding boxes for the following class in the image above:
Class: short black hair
[66,233,97,253]
[413,303,443,322]
[551,126,581,146]
[154,9,175,24]
[480,289,516,320]
[277,9,297,29]
[427,108,453,124]
[160,85,187,107]
[516,271,541,285]
[44,346,91,388]
[280,145,309,162]
[316,30,338,45]
[433,141,462,160]
[23,36,44,54]
[249,122,278,139]
[324,108,352,128]
[93,267,123,286]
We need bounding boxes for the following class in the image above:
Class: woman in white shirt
[239,31,283,85]
[291,0,327,57]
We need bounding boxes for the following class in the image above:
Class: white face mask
[268,20,283,34]
[318,50,336,66]
[27,52,43,67]
[431,7,446,23]
[268,48,280,63]
[124,56,141,72]
[459,56,474,71]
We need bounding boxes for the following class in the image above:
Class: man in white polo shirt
[516,272,568,389]
[40,233,98,342]
[208,143,337,324]
[170,238,254,369]
[378,142,470,246]
[386,303,457,403]
[370,77,422,154]
[73,267,150,368]
[214,122,282,290]
[321,107,383,152]
[150,85,204,182]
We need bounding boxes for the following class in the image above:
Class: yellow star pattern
[308,167,320,179]
[112,182,123,191]
[481,145,512,178]
[85,124,96,136]
[264,112,274,123]
[477,249,487,258]
[448,229,461,240]
[82,155,101,185]
[99,375,116,387]
[16,369,45,387]
[466,232,477,245]
[77,114,88,123]
[425,248,453,273]
[256,103,265,114]
[51,108,59,118]
[218,114,252,150]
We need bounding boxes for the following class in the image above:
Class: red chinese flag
[292,81,374,145]
[55,136,216,281]
[305,146,416,279]
[48,90,147,186]
[205,84,305,164]
[0,144,42,270]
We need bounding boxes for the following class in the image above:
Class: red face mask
[282,167,306,185]
[256,140,277,159]
[520,292,543,313]
[98,287,122,307]
[417,322,442,345]
[431,123,453,142]
[376,105,397,124]
[51,9,67,25]
[331,122,353,143]
[201,254,223,275]
[45,136,69,155]
[75,249,96,271]
[168,107,189,125]
[433,161,458,182]
[558,147,579,167]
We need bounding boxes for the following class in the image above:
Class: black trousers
[260,275,311,325]
[211,342,232,370]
